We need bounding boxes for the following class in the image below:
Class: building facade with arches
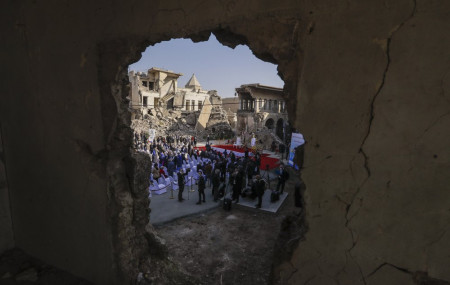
[235,83,288,140]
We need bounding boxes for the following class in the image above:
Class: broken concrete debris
[129,67,232,138]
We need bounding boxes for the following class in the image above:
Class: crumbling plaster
[283,0,450,284]
[1,0,450,284]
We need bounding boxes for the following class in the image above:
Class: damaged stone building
[129,68,214,117]
[129,67,231,136]
[221,97,239,130]
[235,84,288,140]
[2,1,450,285]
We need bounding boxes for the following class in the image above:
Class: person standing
[220,159,227,182]
[246,160,254,186]
[196,170,206,205]
[276,164,289,194]
[232,169,243,203]
[255,175,266,208]
[167,158,175,177]
[212,169,221,202]
[177,169,187,202]
[152,163,161,180]
[255,151,261,174]
[204,161,213,187]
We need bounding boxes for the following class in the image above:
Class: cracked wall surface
[1,0,450,284]
[275,0,450,284]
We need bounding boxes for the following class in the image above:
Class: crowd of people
[133,132,286,208]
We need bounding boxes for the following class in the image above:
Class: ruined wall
[274,1,450,284]
[0,125,14,253]
[1,0,450,284]
[195,97,212,131]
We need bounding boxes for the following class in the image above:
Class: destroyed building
[128,67,232,137]
[221,97,239,130]
[235,84,288,140]
[129,68,182,118]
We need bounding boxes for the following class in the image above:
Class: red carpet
[194,144,280,170]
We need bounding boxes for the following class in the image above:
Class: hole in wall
[107,30,306,284]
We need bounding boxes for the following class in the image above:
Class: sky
[128,34,284,98]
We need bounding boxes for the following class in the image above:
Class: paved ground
[150,183,221,226]
[150,168,284,225]
[235,190,288,213]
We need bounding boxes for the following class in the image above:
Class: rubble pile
[239,127,286,150]
[206,105,229,127]
[131,109,198,138]
[131,106,233,139]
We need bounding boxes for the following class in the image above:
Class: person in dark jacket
[204,161,213,187]
[220,159,227,181]
[212,169,221,202]
[255,175,266,208]
[246,160,254,186]
[231,169,243,203]
[177,169,187,202]
[196,170,206,204]
[276,164,288,193]
[177,153,183,168]
[254,151,261,174]
[167,158,175,177]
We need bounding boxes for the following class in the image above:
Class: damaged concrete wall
[1,0,450,284]
[0,124,14,253]
[195,97,212,131]
[173,92,185,109]
[274,1,450,284]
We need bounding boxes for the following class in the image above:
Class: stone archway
[265,118,275,129]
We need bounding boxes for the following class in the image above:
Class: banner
[288,132,305,169]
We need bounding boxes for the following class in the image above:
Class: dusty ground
[155,175,303,285]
